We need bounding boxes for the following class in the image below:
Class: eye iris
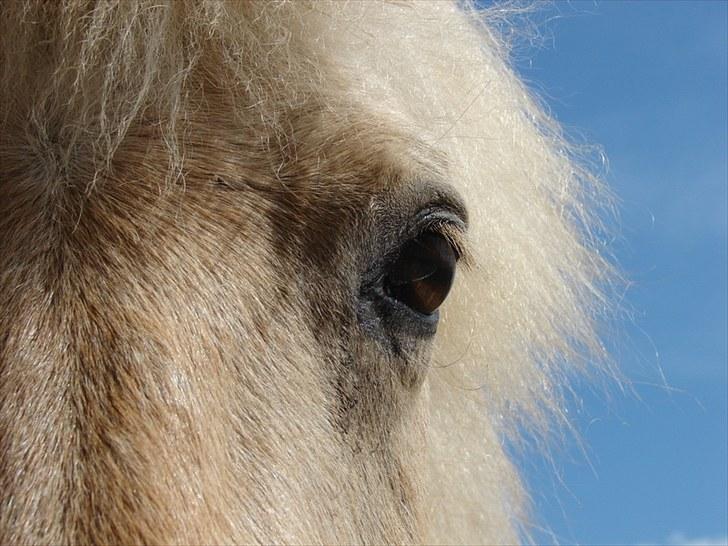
[385,232,457,315]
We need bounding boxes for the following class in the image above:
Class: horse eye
[384,232,457,315]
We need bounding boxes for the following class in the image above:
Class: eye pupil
[385,232,457,315]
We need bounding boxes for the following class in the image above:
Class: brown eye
[384,232,457,315]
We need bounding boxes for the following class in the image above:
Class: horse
[0,1,614,543]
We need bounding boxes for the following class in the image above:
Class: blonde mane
[0,2,614,544]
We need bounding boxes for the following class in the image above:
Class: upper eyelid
[411,207,472,267]
[426,220,472,267]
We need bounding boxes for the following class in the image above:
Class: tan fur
[0,1,613,544]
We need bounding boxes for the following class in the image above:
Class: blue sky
[499,2,727,545]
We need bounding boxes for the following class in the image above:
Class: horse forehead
[187,101,455,215]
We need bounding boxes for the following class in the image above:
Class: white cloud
[665,532,728,546]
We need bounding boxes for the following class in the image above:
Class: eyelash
[401,207,466,257]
